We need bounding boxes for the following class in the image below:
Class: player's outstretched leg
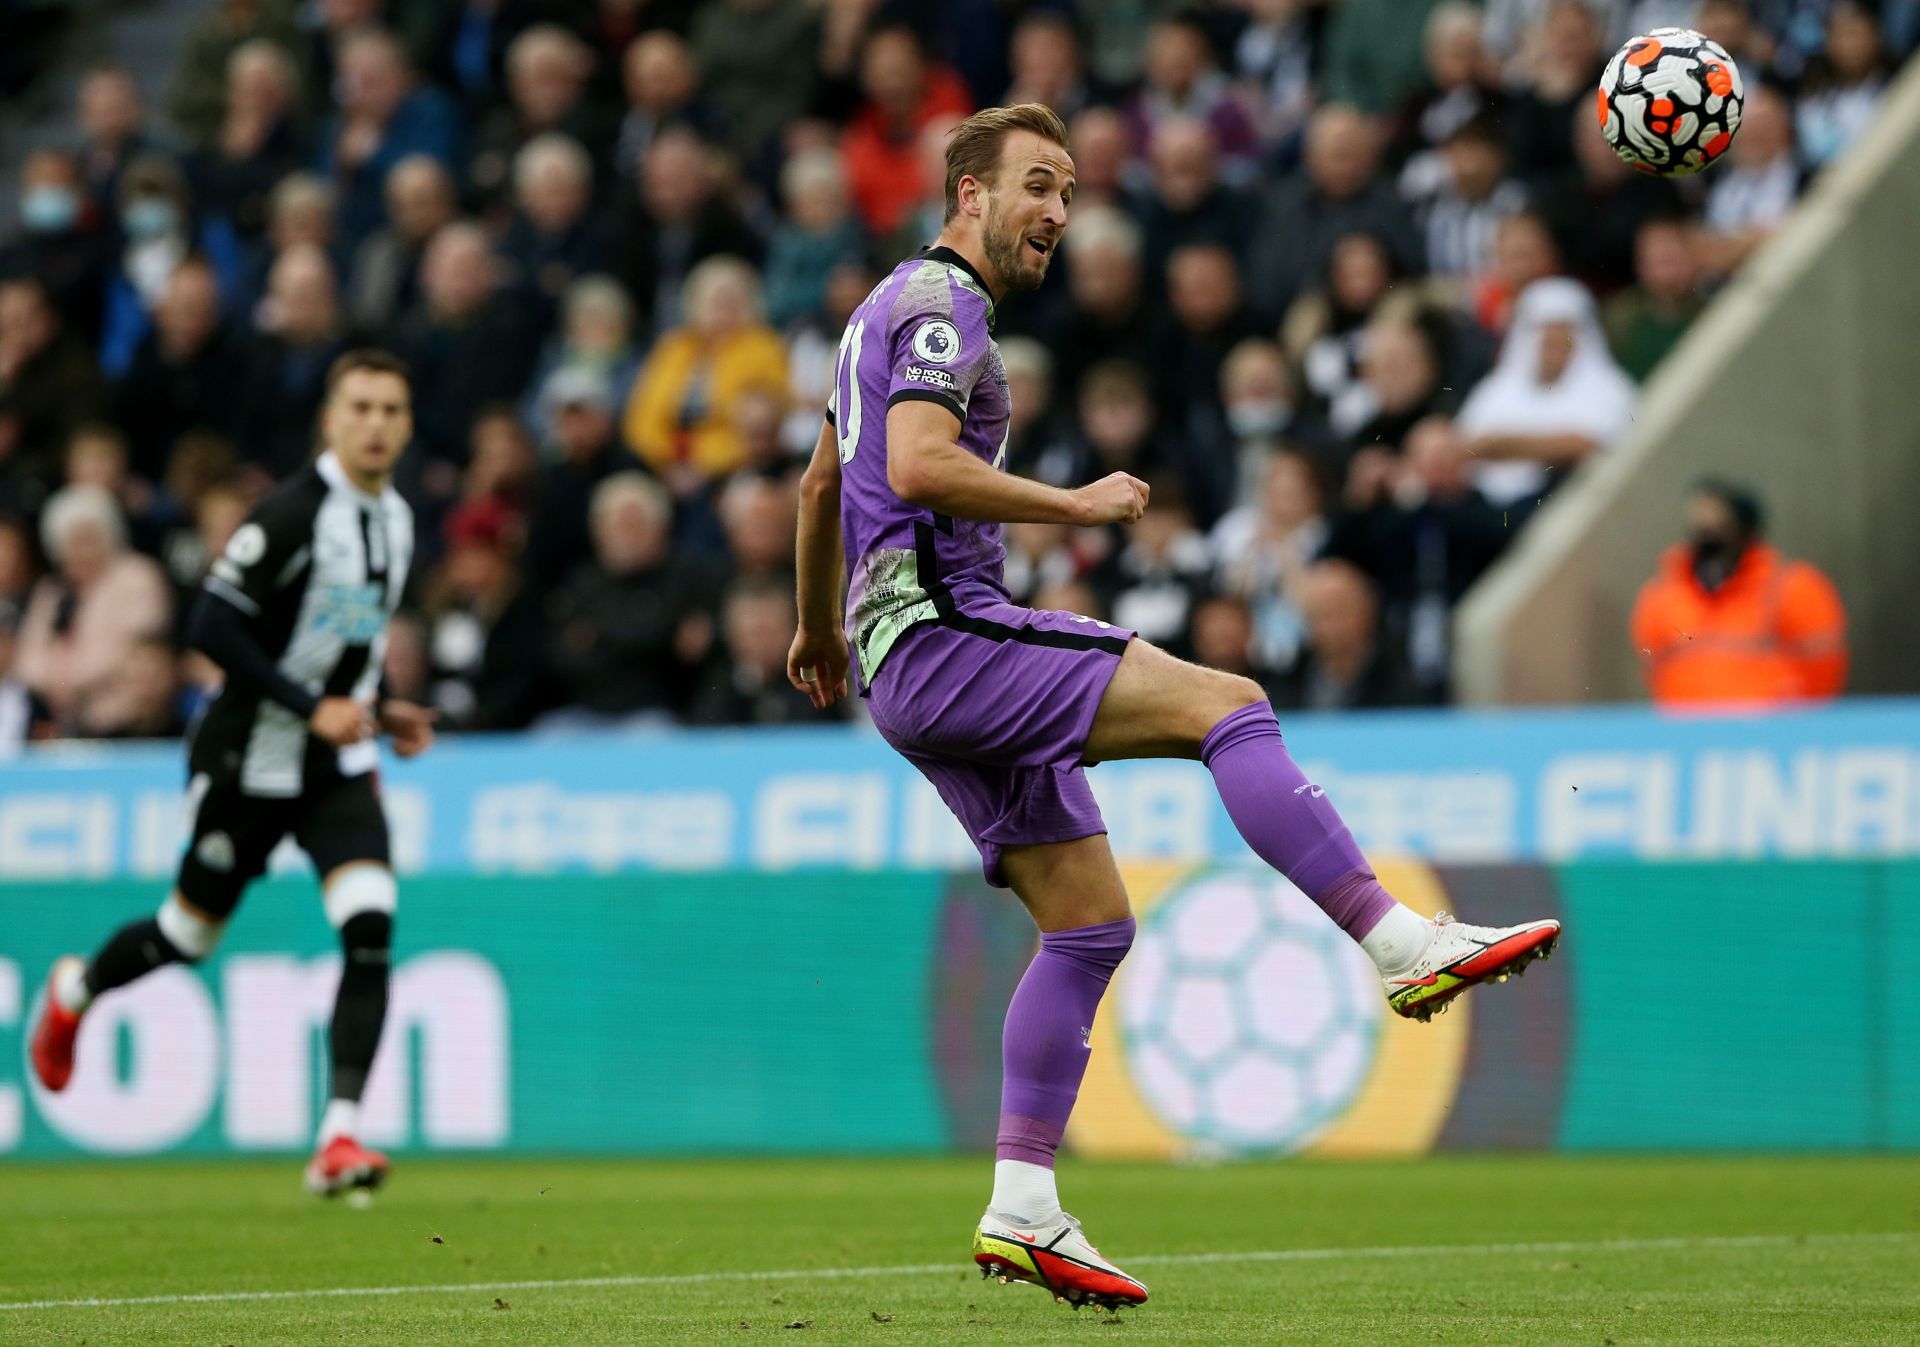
[305,863,396,1197]
[31,895,225,1091]
[1088,641,1560,1022]
[973,838,1149,1310]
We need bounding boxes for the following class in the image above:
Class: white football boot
[973,1209,1148,1310]
[1383,911,1562,1021]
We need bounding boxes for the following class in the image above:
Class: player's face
[982,131,1074,294]
[324,369,413,483]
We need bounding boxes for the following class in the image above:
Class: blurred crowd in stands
[0,0,1910,746]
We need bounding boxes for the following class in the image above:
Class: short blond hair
[943,103,1070,222]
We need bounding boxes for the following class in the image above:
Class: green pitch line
[2,1155,1916,1344]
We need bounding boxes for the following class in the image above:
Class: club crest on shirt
[912,319,961,365]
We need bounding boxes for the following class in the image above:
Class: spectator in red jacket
[839,23,972,238]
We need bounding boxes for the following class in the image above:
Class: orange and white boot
[974,1210,1148,1310]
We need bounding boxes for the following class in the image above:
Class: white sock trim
[157,894,226,960]
[318,1099,361,1147]
[52,959,92,1014]
[1359,904,1434,975]
[323,865,396,929]
[989,1159,1061,1226]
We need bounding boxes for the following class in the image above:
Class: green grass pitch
[3,1154,1917,1344]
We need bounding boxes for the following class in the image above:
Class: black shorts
[176,770,391,919]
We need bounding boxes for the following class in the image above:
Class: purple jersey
[830,247,1011,688]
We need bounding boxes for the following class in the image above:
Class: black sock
[330,912,392,1103]
[83,918,189,998]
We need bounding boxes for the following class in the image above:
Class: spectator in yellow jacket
[623,255,788,490]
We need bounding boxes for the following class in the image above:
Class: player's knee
[324,864,396,931]
[1192,671,1268,737]
[156,894,225,962]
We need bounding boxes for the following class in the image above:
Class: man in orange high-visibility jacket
[1630,479,1848,706]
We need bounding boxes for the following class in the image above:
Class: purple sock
[996,916,1135,1167]
[1201,701,1397,940]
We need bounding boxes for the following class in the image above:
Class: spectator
[1284,232,1432,431]
[1604,218,1707,381]
[101,155,243,379]
[1072,359,1161,489]
[544,471,717,724]
[1472,208,1563,335]
[1134,118,1253,279]
[839,23,973,238]
[1153,243,1259,522]
[1,149,110,343]
[345,156,457,333]
[112,258,240,481]
[1267,558,1424,711]
[1003,519,1092,605]
[468,25,608,208]
[1127,14,1261,171]
[189,39,306,242]
[393,222,543,471]
[1456,277,1636,512]
[1048,207,1158,403]
[616,29,724,174]
[14,484,173,736]
[715,472,797,581]
[615,127,762,335]
[1796,2,1890,169]
[1394,3,1506,194]
[1324,415,1510,697]
[1004,11,1090,119]
[161,477,249,626]
[1211,446,1329,673]
[526,274,644,431]
[624,255,788,489]
[62,424,161,557]
[169,0,305,149]
[1630,479,1847,705]
[1247,105,1423,321]
[688,576,827,725]
[299,0,381,124]
[730,386,796,480]
[1065,106,1133,211]
[1700,84,1801,278]
[763,148,866,330]
[0,278,110,501]
[1218,338,1333,500]
[1331,318,1450,459]
[0,514,35,608]
[689,0,821,167]
[886,114,968,263]
[1322,0,1449,114]
[1505,1,1608,184]
[446,404,534,547]
[1417,114,1529,285]
[998,337,1074,488]
[499,134,614,314]
[237,242,360,475]
[1541,100,1685,295]
[1092,474,1212,655]
[317,29,461,248]
[1190,591,1263,684]
[526,365,626,596]
[1234,0,1323,155]
[0,603,27,753]
[422,505,544,729]
[782,258,878,452]
[77,65,158,214]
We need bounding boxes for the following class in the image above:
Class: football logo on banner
[912,319,961,365]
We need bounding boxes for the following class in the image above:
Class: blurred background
[1,0,1916,1164]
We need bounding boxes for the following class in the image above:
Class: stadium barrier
[1455,55,1920,705]
[3,859,1916,1160]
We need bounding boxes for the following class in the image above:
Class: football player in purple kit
[787,104,1561,1311]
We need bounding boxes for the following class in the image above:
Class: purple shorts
[867,599,1135,888]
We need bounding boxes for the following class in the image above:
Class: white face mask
[1227,399,1292,439]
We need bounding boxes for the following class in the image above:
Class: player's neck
[930,231,1002,303]
[324,451,390,498]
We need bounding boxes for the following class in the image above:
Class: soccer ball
[1596,28,1745,177]
[1117,870,1382,1155]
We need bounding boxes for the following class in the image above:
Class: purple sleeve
[884,290,992,423]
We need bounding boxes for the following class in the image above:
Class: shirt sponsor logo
[905,365,956,389]
[911,318,961,366]
[314,583,388,641]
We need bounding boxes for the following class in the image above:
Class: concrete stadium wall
[1456,59,1920,705]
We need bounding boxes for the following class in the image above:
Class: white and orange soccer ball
[1596,27,1745,177]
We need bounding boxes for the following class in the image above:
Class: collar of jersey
[317,451,391,509]
[920,245,996,330]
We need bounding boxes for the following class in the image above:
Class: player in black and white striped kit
[29,349,437,1197]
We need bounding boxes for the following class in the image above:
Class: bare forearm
[892,438,1088,525]
[795,473,844,634]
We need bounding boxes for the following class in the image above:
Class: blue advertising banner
[1,699,1917,879]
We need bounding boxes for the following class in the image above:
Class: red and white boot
[29,957,86,1092]
[974,1210,1149,1310]
[304,1135,391,1197]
